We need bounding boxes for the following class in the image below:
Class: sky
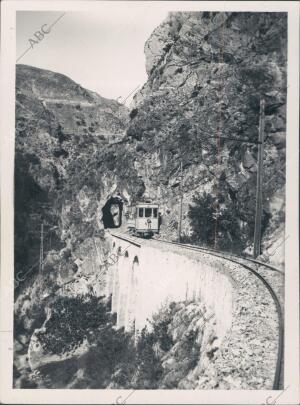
[16,5,169,106]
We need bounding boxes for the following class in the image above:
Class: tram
[127,202,160,238]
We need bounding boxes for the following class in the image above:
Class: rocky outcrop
[14,65,135,386]
[15,64,133,279]
[129,11,287,264]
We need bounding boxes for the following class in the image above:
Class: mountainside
[14,64,140,387]
[14,11,287,389]
[15,12,287,280]
[15,64,133,277]
[17,64,128,136]
[128,11,286,258]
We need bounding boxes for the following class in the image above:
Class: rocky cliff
[14,64,149,388]
[14,11,287,389]
[15,64,133,277]
[128,11,287,259]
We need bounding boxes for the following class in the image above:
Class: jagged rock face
[128,12,287,259]
[14,67,145,386]
[15,65,133,272]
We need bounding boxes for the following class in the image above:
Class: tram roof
[136,202,159,208]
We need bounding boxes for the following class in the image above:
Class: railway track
[183,243,284,274]
[154,238,284,390]
[112,231,284,389]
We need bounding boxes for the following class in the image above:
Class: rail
[110,231,142,248]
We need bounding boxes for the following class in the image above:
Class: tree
[188,192,245,252]
[188,192,216,247]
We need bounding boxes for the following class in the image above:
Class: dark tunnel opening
[102,197,123,229]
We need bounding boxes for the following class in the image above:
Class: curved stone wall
[106,235,234,341]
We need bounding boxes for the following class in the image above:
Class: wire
[120,85,141,104]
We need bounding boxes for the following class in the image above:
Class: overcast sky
[16,5,169,106]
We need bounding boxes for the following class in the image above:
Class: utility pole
[178,161,183,243]
[39,222,44,273]
[253,99,265,258]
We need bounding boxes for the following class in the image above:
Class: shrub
[136,143,146,153]
[129,108,138,120]
[188,192,216,247]
[133,327,163,388]
[55,124,68,144]
[36,295,111,355]
[150,303,175,351]
[88,327,136,388]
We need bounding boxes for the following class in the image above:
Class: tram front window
[138,208,144,217]
[145,208,152,217]
[153,208,158,218]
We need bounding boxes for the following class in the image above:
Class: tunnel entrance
[102,196,123,229]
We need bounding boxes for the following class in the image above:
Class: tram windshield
[145,208,152,217]
[137,206,158,218]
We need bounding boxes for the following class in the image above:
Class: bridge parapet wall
[104,234,280,389]
[107,236,234,341]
